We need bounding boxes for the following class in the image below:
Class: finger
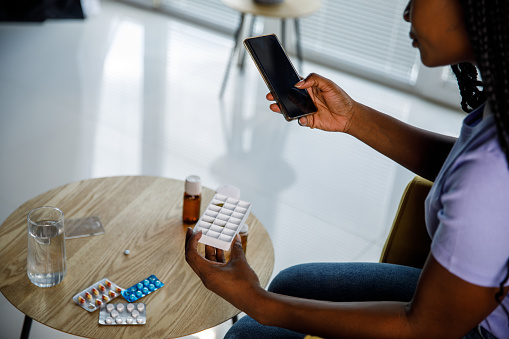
[185,227,193,247]
[295,73,327,91]
[229,235,246,262]
[205,245,217,261]
[298,117,308,127]
[216,248,225,263]
[266,92,274,101]
[269,103,282,113]
[184,230,204,273]
[185,228,202,253]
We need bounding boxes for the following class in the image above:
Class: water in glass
[27,208,66,287]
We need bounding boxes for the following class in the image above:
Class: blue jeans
[224,262,496,339]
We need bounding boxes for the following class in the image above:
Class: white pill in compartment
[226,197,238,204]
[197,221,211,229]
[115,317,123,324]
[132,310,140,318]
[207,230,220,238]
[209,205,221,212]
[238,201,250,208]
[126,317,134,324]
[219,234,232,242]
[117,304,125,312]
[111,310,119,318]
[217,214,229,222]
[106,317,113,324]
[229,217,241,225]
[232,211,244,219]
[211,199,225,207]
[213,219,227,227]
[205,210,218,218]
[234,206,247,214]
[137,318,144,324]
[137,303,145,312]
[225,222,238,230]
[210,225,224,233]
[202,215,215,223]
[219,208,233,216]
[127,303,135,312]
[223,203,236,210]
[106,304,115,312]
[214,194,228,201]
[222,228,235,236]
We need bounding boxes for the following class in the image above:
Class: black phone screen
[244,35,317,121]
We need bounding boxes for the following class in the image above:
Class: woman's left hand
[184,228,263,311]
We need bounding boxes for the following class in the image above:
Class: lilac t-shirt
[425,104,509,339]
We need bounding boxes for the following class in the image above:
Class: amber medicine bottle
[182,175,201,224]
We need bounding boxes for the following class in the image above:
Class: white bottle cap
[185,175,201,196]
[215,185,241,199]
[239,223,249,235]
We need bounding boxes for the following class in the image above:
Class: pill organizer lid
[215,185,240,199]
[185,175,201,195]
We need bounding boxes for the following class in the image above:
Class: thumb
[230,235,245,261]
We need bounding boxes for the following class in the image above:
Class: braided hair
[453,0,509,326]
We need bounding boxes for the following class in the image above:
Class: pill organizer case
[73,278,124,312]
[193,194,251,251]
[99,303,146,325]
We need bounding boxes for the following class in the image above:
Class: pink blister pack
[72,278,124,312]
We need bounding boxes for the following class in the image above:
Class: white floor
[0,1,465,338]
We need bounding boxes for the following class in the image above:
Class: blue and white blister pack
[121,275,164,302]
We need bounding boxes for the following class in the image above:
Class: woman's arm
[185,229,507,339]
[268,73,456,181]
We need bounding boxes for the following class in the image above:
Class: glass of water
[27,207,66,287]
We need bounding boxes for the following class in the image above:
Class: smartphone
[244,34,317,121]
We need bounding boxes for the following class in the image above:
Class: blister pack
[121,275,164,302]
[73,278,124,312]
[99,303,146,325]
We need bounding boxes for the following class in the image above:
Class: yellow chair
[380,176,433,269]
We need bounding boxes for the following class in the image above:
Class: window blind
[122,0,420,87]
[160,0,239,33]
[300,0,419,85]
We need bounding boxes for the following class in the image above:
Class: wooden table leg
[20,315,32,339]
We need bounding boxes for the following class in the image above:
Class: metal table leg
[294,18,303,74]
[20,315,32,339]
[220,13,246,98]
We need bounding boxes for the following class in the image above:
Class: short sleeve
[431,141,509,287]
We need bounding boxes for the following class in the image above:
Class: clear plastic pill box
[193,194,251,251]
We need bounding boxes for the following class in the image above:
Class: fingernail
[295,80,305,88]
[298,118,307,127]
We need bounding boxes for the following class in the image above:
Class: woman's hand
[267,73,359,133]
[184,228,263,311]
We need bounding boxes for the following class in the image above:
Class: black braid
[456,0,509,328]
[450,63,486,113]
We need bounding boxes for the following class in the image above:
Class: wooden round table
[0,176,274,339]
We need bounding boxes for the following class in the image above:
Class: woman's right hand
[266,73,359,133]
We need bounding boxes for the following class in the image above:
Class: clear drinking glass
[27,207,66,287]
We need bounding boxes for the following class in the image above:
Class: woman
[185,0,509,337]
